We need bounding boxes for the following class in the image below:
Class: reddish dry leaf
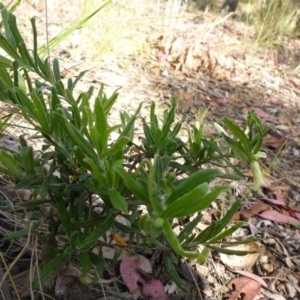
[266,185,290,193]
[234,270,268,288]
[288,79,299,88]
[261,198,286,206]
[258,210,300,225]
[120,254,167,299]
[292,272,300,280]
[261,198,300,220]
[208,97,236,106]
[120,254,141,292]
[143,278,168,300]
[269,97,283,106]
[246,105,273,120]
[225,277,261,300]
[273,189,288,202]
[263,134,286,149]
[232,203,269,221]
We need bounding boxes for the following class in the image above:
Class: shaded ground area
[1,0,300,299]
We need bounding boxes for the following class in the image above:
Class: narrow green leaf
[6,13,36,68]
[208,222,244,243]
[162,186,229,219]
[193,221,218,244]
[50,86,61,110]
[14,177,40,189]
[65,89,81,128]
[36,55,52,79]
[0,150,24,177]
[52,58,61,82]
[0,55,13,68]
[205,245,258,256]
[212,238,261,245]
[84,158,107,188]
[80,211,113,249]
[30,17,38,67]
[0,31,21,60]
[102,90,119,114]
[161,106,175,140]
[114,165,150,204]
[101,136,128,159]
[78,251,92,270]
[150,102,159,127]
[53,195,72,237]
[94,96,107,132]
[14,87,35,113]
[72,70,88,91]
[19,146,35,174]
[109,189,128,213]
[169,121,181,139]
[168,162,198,174]
[178,213,203,243]
[119,102,142,138]
[54,110,98,161]
[143,120,155,145]
[32,254,67,289]
[32,89,50,133]
[1,3,16,48]
[163,254,191,296]
[217,173,245,180]
[222,134,250,161]
[73,146,91,170]
[88,252,108,268]
[71,217,108,229]
[162,183,209,219]
[197,246,211,264]
[0,67,13,92]
[166,169,221,205]
[163,220,200,259]
[7,221,40,239]
[213,199,242,237]
[222,117,251,155]
[69,231,81,249]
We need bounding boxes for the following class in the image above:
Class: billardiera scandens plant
[214,112,269,191]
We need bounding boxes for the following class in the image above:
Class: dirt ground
[1,0,300,299]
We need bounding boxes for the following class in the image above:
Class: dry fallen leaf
[233,270,268,289]
[120,254,167,299]
[261,197,286,206]
[263,134,286,149]
[261,197,300,220]
[258,210,300,225]
[246,105,273,120]
[225,277,261,300]
[232,203,270,221]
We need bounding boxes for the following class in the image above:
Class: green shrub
[0,4,268,292]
